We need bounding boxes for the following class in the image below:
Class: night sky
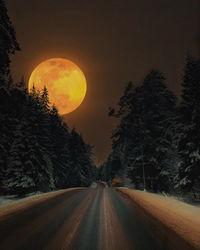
[7,0,199,165]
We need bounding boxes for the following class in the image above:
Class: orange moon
[28,58,87,115]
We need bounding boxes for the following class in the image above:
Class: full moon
[28,58,87,115]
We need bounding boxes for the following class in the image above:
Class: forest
[0,0,97,196]
[99,58,200,200]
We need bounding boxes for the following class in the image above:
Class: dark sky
[7,0,199,165]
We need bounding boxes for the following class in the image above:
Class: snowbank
[0,195,18,206]
[116,188,200,250]
[0,187,84,221]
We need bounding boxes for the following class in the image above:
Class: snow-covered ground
[122,184,200,208]
[116,188,200,249]
[160,192,200,208]
[0,191,48,206]
[0,195,19,206]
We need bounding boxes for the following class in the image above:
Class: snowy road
[0,183,194,250]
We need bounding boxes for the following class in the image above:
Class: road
[0,183,163,250]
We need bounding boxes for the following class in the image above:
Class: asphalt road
[0,183,163,250]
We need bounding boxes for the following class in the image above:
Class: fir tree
[49,105,71,189]
[69,128,94,187]
[108,71,177,192]
[176,56,200,196]
[0,0,20,84]
[0,1,97,195]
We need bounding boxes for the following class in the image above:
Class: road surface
[0,183,164,250]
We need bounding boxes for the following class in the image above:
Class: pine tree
[68,128,94,187]
[176,56,200,196]
[138,71,177,191]
[5,122,54,196]
[29,87,55,190]
[0,83,26,194]
[0,0,96,193]
[109,71,177,192]
[0,1,98,194]
[4,88,56,195]
[49,105,71,189]
[0,0,20,84]
[0,87,11,189]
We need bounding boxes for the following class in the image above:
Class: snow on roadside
[0,191,47,206]
[0,187,85,220]
[0,195,19,206]
[161,193,200,208]
[116,188,200,249]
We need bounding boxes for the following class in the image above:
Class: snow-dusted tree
[68,128,95,187]
[109,71,177,192]
[49,105,72,188]
[0,84,26,193]
[157,120,180,193]
[27,87,55,190]
[0,1,97,195]
[4,89,55,195]
[5,125,54,195]
[0,88,10,185]
[176,56,200,196]
[2,84,96,195]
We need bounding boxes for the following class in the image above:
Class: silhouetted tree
[0,0,20,84]
[108,71,177,192]
[49,105,71,188]
[68,128,95,187]
[176,56,200,196]
[0,1,96,196]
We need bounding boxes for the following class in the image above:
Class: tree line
[99,57,200,199]
[0,0,97,196]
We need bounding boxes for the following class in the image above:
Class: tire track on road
[45,187,98,250]
[69,184,103,250]
[100,187,132,250]
[0,189,85,249]
[18,189,90,250]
